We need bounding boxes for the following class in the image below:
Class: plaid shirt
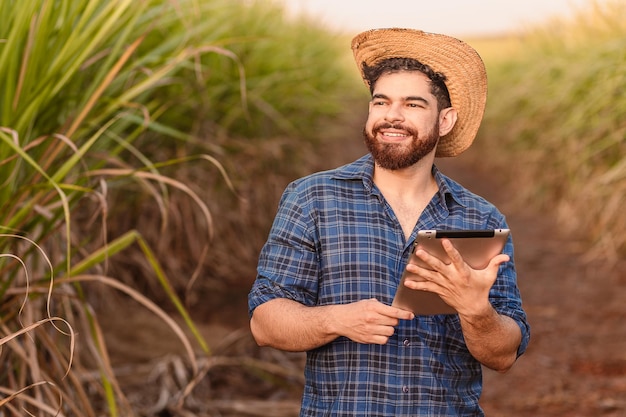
[249,154,530,416]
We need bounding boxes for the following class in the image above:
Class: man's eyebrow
[371,93,430,105]
[405,95,430,105]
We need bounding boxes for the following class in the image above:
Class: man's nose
[384,104,404,123]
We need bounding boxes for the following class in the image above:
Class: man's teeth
[384,132,406,137]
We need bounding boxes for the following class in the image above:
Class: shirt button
[403,339,410,347]
[402,386,410,393]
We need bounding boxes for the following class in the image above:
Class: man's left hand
[403,238,509,316]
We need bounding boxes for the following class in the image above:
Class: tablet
[392,229,510,315]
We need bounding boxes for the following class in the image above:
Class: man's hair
[361,57,452,111]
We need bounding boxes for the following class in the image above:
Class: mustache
[372,122,407,131]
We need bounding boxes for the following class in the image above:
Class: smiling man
[248,28,530,416]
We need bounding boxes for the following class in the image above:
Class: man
[248,28,530,416]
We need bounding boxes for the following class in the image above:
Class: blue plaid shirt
[249,154,530,416]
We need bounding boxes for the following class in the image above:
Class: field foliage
[0,0,360,415]
[473,0,625,260]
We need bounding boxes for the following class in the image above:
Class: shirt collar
[330,153,466,209]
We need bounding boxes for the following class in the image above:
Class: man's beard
[363,121,439,170]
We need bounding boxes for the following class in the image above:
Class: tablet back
[392,229,510,315]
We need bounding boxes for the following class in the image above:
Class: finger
[376,302,415,321]
[393,307,415,321]
[412,248,447,271]
[406,254,448,284]
[440,238,464,266]
[403,277,439,294]
[369,333,393,345]
[377,324,396,337]
[405,261,431,275]
[363,298,414,321]
[370,323,404,344]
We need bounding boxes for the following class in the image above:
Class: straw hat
[351,28,487,157]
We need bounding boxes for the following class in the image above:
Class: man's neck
[372,156,438,240]
[372,157,437,201]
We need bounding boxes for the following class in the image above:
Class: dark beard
[362,122,439,170]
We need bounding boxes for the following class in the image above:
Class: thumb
[489,253,510,271]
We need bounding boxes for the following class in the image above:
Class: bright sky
[279,0,591,37]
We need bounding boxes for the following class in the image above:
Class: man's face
[363,71,441,171]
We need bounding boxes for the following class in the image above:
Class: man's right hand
[250,298,414,351]
[329,298,415,345]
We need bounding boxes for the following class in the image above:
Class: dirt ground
[102,143,626,416]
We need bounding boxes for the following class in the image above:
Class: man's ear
[438,107,458,137]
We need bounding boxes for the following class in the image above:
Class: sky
[278,0,591,37]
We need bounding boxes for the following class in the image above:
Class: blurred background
[280,0,591,36]
[0,0,624,416]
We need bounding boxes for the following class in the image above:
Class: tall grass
[0,0,360,415]
[475,0,626,261]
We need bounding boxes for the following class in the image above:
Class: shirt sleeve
[248,182,320,317]
[489,230,531,358]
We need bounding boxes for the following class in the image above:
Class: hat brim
[351,28,487,157]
